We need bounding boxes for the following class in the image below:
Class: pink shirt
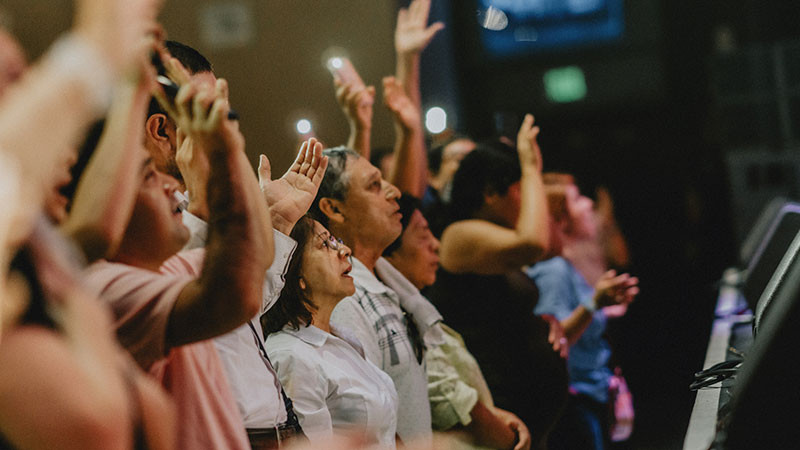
[85,249,250,450]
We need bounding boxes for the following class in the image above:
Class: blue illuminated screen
[479,0,625,56]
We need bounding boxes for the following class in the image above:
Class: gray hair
[309,146,360,228]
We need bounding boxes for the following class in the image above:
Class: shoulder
[527,256,571,279]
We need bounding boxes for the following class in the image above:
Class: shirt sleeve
[529,259,579,321]
[426,339,479,430]
[330,296,382,367]
[85,263,193,369]
[262,230,297,314]
[268,344,333,441]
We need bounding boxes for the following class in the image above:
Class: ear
[145,114,176,149]
[483,191,500,207]
[318,198,346,225]
[298,277,307,291]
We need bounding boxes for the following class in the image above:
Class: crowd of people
[0,0,640,449]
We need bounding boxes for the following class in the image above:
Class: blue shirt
[527,257,611,403]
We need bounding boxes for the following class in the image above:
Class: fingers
[258,154,272,184]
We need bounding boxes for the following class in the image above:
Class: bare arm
[0,0,160,246]
[383,76,427,197]
[154,64,273,348]
[62,51,155,262]
[333,75,375,158]
[560,271,639,344]
[394,0,444,109]
[440,115,549,274]
[463,402,518,449]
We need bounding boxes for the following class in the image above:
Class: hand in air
[258,138,329,234]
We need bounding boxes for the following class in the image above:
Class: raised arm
[154,62,273,348]
[333,70,375,158]
[394,0,444,108]
[0,0,161,247]
[440,114,549,275]
[61,44,156,262]
[383,76,427,197]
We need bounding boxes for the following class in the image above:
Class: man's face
[124,160,189,259]
[386,209,440,290]
[337,156,402,251]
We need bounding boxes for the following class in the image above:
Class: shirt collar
[350,257,390,295]
[283,324,330,347]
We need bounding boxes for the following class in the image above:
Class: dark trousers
[548,394,610,450]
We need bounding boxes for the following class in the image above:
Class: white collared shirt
[266,324,399,448]
[181,209,298,428]
[330,257,432,444]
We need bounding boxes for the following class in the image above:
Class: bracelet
[46,33,114,116]
[583,299,597,314]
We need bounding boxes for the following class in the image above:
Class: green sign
[543,66,587,103]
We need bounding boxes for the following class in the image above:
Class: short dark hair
[448,144,520,223]
[147,40,213,118]
[383,194,421,256]
[261,216,318,336]
[309,147,360,228]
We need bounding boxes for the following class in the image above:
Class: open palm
[259,138,328,234]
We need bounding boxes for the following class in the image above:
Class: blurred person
[309,147,433,445]
[263,217,399,448]
[427,115,568,450]
[151,45,327,449]
[527,181,638,450]
[382,196,531,450]
[1,0,173,447]
[423,136,476,238]
[84,70,273,450]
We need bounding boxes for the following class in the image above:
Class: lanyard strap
[247,321,302,431]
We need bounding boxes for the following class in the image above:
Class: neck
[334,227,386,273]
[310,300,337,333]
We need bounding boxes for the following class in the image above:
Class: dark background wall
[5,1,800,448]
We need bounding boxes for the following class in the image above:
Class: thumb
[258,154,271,183]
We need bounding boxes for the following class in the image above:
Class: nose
[431,236,441,253]
[160,173,181,196]
[384,181,401,200]
[339,243,352,259]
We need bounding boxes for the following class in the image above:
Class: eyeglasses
[316,232,345,253]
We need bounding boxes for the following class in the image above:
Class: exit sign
[543,66,587,103]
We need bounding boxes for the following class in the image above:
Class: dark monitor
[477,0,625,57]
[738,197,790,266]
[720,244,800,449]
[741,203,800,310]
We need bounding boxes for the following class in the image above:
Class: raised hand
[593,270,639,309]
[541,314,569,358]
[382,76,421,131]
[394,0,445,55]
[335,78,375,132]
[516,114,543,173]
[258,138,329,235]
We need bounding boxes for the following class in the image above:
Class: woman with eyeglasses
[263,216,399,448]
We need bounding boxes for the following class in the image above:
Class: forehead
[346,156,382,184]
